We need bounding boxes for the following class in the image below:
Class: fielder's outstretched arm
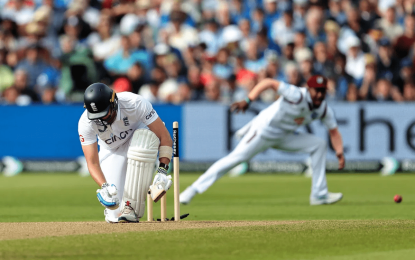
[231,79,281,113]
[82,143,107,186]
[329,128,345,170]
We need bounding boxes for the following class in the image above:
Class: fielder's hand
[337,153,345,170]
[96,183,120,210]
[230,100,249,113]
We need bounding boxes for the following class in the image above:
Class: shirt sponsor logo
[104,129,133,145]
[146,109,156,120]
[123,117,130,126]
[90,102,98,112]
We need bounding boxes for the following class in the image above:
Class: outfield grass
[1,173,415,259]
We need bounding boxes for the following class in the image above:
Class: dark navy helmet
[84,83,118,120]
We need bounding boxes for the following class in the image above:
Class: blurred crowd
[1,0,415,105]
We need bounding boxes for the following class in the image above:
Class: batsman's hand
[230,100,249,113]
[96,183,119,210]
[337,153,345,170]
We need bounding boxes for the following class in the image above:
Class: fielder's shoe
[118,201,139,223]
[149,173,172,202]
[179,186,197,205]
[310,192,343,205]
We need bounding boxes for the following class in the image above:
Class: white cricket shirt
[78,92,159,150]
[254,82,338,139]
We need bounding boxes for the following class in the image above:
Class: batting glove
[96,183,120,210]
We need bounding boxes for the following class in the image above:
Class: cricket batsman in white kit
[180,75,345,205]
[78,83,173,223]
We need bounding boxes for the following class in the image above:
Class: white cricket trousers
[98,137,132,222]
[191,128,328,198]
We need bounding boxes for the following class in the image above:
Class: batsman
[180,75,346,205]
[78,83,173,223]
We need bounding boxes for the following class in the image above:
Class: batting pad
[122,129,160,218]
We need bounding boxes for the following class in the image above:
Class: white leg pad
[121,129,160,218]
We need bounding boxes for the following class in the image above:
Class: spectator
[12,69,40,104]
[59,35,98,100]
[213,48,233,80]
[87,14,121,61]
[377,38,399,81]
[392,58,414,94]
[324,20,341,60]
[331,53,355,100]
[0,48,14,93]
[293,0,307,30]
[263,0,280,31]
[260,52,285,82]
[244,39,267,73]
[345,36,365,83]
[394,14,415,59]
[139,80,160,103]
[294,26,308,49]
[250,8,265,34]
[187,65,204,100]
[204,80,221,102]
[104,35,150,75]
[359,54,377,100]
[270,4,295,47]
[1,0,34,26]
[403,81,415,101]
[285,61,302,86]
[313,41,334,78]
[198,18,221,56]
[294,47,314,81]
[380,6,404,41]
[327,0,347,26]
[363,20,384,55]
[279,42,295,69]
[373,78,402,101]
[165,9,199,52]
[127,63,146,94]
[36,66,60,104]
[16,44,48,88]
[359,0,380,29]
[305,7,326,48]
[229,0,249,25]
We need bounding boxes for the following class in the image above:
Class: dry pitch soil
[0,221,303,241]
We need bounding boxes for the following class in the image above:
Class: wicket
[147,121,180,222]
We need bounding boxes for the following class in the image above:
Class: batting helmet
[84,83,118,120]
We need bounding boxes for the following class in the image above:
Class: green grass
[1,173,415,259]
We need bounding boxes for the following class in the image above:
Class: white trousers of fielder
[191,127,328,198]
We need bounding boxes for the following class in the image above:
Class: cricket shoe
[118,201,139,223]
[179,186,197,205]
[310,192,343,205]
[104,209,118,224]
[149,173,172,202]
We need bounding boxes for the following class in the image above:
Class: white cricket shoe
[149,173,172,202]
[310,192,343,205]
[104,209,118,224]
[118,201,139,223]
[179,186,197,205]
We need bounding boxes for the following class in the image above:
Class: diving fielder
[78,83,173,223]
[180,75,345,205]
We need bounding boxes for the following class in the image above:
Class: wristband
[245,97,251,104]
[159,162,169,171]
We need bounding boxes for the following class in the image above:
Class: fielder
[78,83,173,223]
[180,75,345,205]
